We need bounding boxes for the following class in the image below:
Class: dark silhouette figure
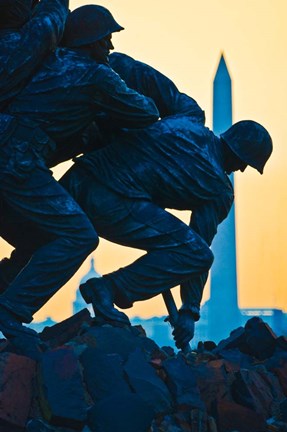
[0,7,158,358]
[73,54,272,348]
[67,118,272,349]
[2,54,272,349]
[0,0,70,356]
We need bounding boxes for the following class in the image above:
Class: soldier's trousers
[59,165,214,308]
[0,166,98,323]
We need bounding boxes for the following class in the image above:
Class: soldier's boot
[0,305,44,360]
[80,277,130,325]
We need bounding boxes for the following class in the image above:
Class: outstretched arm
[109,52,205,122]
[68,52,204,158]
[91,64,160,129]
[0,0,69,105]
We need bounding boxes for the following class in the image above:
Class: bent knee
[75,222,99,252]
[184,239,214,271]
[203,246,214,268]
[84,228,99,251]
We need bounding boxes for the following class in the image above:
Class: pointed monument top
[214,53,231,83]
[90,257,95,270]
[80,256,101,284]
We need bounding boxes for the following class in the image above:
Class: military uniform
[0,31,159,323]
[110,52,205,122]
[0,53,223,323]
[0,52,272,350]
[108,53,209,318]
[60,114,234,314]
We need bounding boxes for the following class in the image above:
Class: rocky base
[0,309,286,432]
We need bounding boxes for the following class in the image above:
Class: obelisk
[207,54,241,342]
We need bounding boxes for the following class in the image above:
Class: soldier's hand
[172,310,195,350]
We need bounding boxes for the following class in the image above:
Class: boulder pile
[0,309,286,432]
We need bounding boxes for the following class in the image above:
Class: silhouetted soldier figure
[44,50,206,166]
[0,52,272,349]
[57,55,272,348]
[59,54,272,348]
[0,0,69,287]
[67,120,271,348]
[0,52,204,290]
[0,0,70,353]
[0,6,159,357]
[61,122,272,348]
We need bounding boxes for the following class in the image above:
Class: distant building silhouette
[28,316,56,333]
[73,257,101,315]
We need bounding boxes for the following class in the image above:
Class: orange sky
[0,0,286,322]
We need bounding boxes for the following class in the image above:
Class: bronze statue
[1,53,273,350]
[0,7,159,358]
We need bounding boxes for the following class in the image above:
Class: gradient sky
[0,0,286,322]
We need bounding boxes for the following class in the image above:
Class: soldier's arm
[0,0,69,101]
[92,65,159,128]
[180,192,234,318]
[110,52,205,122]
[30,0,69,48]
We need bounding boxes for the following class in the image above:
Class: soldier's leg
[0,197,47,292]
[60,166,213,323]
[0,166,99,326]
[0,254,30,293]
[82,199,213,322]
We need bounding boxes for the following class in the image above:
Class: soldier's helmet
[220,120,273,174]
[0,0,33,29]
[62,5,124,48]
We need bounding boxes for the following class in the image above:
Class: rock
[38,346,87,430]
[87,394,154,432]
[216,400,267,432]
[0,314,285,432]
[244,317,277,360]
[73,323,159,361]
[190,409,218,432]
[40,309,92,348]
[217,348,253,370]
[277,398,287,422]
[124,347,172,414]
[197,341,217,352]
[152,415,183,432]
[213,327,247,354]
[26,418,85,431]
[276,336,287,351]
[255,364,285,406]
[163,355,204,409]
[162,346,176,357]
[0,419,26,432]
[195,359,233,417]
[0,352,35,428]
[174,411,192,432]
[231,369,275,418]
[269,357,287,396]
[79,347,131,401]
